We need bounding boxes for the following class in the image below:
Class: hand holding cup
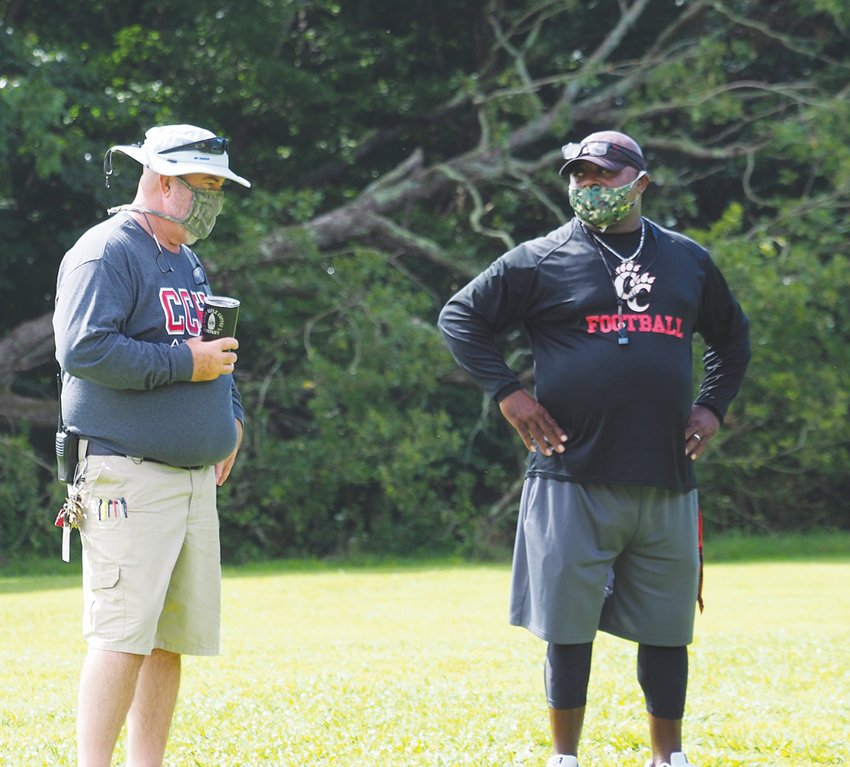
[188,336,239,382]
[190,295,241,381]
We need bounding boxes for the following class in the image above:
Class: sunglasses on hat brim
[561,141,646,171]
[160,137,229,155]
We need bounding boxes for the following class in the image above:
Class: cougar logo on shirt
[160,288,205,336]
[614,261,655,311]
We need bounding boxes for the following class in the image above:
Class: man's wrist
[694,401,724,424]
[494,382,523,403]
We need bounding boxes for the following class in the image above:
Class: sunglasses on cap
[561,140,646,171]
[160,137,229,155]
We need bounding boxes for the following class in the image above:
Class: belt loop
[78,438,89,462]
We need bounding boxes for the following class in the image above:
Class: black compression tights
[637,643,689,719]
[545,642,688,718]
[544,642,593,709]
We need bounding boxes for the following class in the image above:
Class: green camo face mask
[568,172,645,231]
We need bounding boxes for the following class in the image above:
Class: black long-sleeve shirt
[438,218,750,491]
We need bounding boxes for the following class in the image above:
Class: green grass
[1,536,848,766]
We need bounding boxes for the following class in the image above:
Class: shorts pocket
[84,564,125,641]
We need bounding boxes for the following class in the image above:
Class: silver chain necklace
[589,219,646,263]
[581,219,647,347]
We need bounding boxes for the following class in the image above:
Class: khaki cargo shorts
[75,454,221,656]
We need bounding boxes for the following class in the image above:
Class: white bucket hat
[104,124,251,187]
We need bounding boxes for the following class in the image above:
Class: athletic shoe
[546,756,578,767]
[647,752,697,767]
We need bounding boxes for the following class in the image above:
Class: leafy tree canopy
[1,0,848,560]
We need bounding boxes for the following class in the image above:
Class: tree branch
[708,0,850,66]
[365,213,478,278]
[0,312,55,383]
[0,390,56,429]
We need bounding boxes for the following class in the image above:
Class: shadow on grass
[2,531,847,595]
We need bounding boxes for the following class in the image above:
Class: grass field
[1,535,848,766]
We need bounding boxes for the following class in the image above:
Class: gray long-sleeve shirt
[438,218,750,491]
[54,213,243,468]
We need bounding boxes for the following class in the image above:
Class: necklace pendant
[617,301,629,345]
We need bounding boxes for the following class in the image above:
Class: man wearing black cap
[438,130,750,767]
[54,124,250,767]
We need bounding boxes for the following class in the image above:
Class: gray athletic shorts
[509,478,699,646]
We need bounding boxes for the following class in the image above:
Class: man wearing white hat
[54,124,251,767]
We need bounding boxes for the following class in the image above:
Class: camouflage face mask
[568,172,646,231]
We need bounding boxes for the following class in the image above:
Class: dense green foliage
[1,0,848,562]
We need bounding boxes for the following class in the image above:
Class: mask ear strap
[628,171,648,193]
[103,149,114,189]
